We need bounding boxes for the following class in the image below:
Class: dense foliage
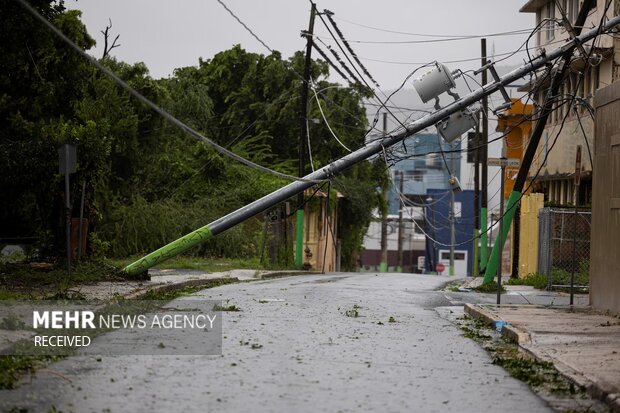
[0,1,385,269]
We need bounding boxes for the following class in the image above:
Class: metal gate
[537,207,591,289]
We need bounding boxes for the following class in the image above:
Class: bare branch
[101,18,121,59]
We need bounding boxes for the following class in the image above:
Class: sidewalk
[465,302,620,412]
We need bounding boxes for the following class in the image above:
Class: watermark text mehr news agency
[31,310,218,347]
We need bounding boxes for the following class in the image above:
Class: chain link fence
[537,207,591,289]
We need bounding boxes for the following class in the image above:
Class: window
[568,0,580,23]
[546,2,556,41]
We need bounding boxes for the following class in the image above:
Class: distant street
[0,273,554,413]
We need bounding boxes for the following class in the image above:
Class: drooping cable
[322,10,380,88]
[314,37,363,85]
[311,81,352,152]
[311,40,353,84]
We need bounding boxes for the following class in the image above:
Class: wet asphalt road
[0,273,554,413]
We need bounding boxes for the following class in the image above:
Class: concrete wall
[591,80,620,315]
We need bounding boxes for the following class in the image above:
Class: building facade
[519,0,620,206]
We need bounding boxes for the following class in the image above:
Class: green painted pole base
[295,209,304,268]
[483,191,521,284]
[124,225,213,276]
[379,262,388,272]
[396,266,402,273]
[480,208,488,273]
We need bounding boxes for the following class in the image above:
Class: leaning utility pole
[479,38,489,274]
[482,0,596,284]
[295,2,317,268]
[122,15,620,276]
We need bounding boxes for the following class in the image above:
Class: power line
[313,29,535,45]
[311,39,353,83]
[215,0,273,53]
[334,16,538,39]
[322,9,380,88]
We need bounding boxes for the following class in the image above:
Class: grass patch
[507,272,548,289]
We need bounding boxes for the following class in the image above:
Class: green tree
[0,0,95,253]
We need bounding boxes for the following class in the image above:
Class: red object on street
[436,263,445,273]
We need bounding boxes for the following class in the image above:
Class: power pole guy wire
[123,15,620,275]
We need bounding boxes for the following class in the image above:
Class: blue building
[387,133,461,215]
[424,189,475,276]
[360,132,466,273]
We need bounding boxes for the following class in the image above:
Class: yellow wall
[294,191,338,272]
[518,193,544,277]
[496,99,533,198]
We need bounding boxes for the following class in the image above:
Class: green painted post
[124,226,213,276]
[295,209,304,267]
[379,262,388,272]
[480,208,488,273]
[483,191,521,284]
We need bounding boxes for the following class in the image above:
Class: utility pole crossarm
[123,16,620,276]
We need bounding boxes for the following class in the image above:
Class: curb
[463,303,530,343]
[464,303,620,413]
[126,276,241,299]
[257,270,321,280]
[128,270,321,297]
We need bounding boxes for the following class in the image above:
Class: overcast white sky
[66,0,535,90]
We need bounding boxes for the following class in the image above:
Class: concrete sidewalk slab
[465,303,620,412]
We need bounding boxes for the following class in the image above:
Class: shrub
[507,272,548,289]
[97,196,261,259]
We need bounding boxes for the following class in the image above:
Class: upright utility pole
[449,143,456,276]
[379,112,389,272]
[473,118,481,276]
[480,38,489,274]
[397,171,405,272]
[295,2,316,268]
